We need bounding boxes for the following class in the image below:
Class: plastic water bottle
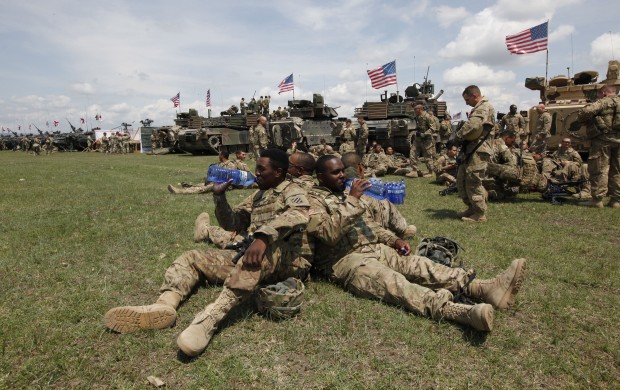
[206,165,256,187]
[384,179,406,204]
[345,178,386,200]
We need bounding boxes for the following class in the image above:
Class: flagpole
[544,19,550,95]
[395,59,399,100]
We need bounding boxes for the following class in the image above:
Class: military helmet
[255,277,305,320]
[416,237,463,267]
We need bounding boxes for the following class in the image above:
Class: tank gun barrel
[433,89,444,100]
[66,118,77,132]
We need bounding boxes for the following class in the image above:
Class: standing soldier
[438,114,453,152]
[334,119,356,154]
[577,85,620,208]
[263,95,270,116]
[86,134,94,152]
[150,130,159,152]
[455,85,496,222]
[530,103,551,154]
[413,104,437,177]
[500,105,526,143]
[239,98,246,115]
[122,131,131,154]
[101,132,109,154]
[45,134,54,154]
[355,116,369,156]
[254,116,269,157]
[257,96,264,115]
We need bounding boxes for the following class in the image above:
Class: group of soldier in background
[97,131,134,154]
[239,95,271,116]
[0,133,57,155]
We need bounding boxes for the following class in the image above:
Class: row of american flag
[168,21,548,108]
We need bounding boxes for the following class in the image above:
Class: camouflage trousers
[175,183,214,194]
[588,137,620,201]
[366,164,388,177]
[413,136,436,172]
[327,244,471,319]
[356,141,368,156]
[388,167,414,176]
[160,247,311,299]
[436,172,456,185]
[457,151,490,215]
[339,141,355,155]
[205,226,245,249]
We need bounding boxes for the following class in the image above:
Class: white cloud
[590,33,620,68]
[443,62,515,86]
[71,83,95,95]
[435,6,469,28]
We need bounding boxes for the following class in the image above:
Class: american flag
[54,121,59,127]
[80,117,85,124]
[506,22,548,55]
[367,60,397,89]
[452,112,462,121]
[95,114,102,121]
[170,92,180,107]
[206,89,211,107]
[278,74,294,94]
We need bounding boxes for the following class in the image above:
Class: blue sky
[1,0,619,133]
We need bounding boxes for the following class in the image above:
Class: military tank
[525,59,620,156]
[354,76,447,154]
[175,107,253,155]
[50,119,95,151]
[268,93,340,151]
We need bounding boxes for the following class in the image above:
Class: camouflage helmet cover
[255,277,305,320]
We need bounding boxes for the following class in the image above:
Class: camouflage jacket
[306,186,399,269]
[439,119,453,141]
[254,124,269,148]
[456,96,496,154]
[535,111,552,138]
[415,111,436,138]
[234,160,250,171]
[362,151,389,169]
[500,113,526,134]
[578,95,620,142]
[214,180,309,248]
[551,147,583,165]
[339,125,356,142]
[357,123,369,145]
[434,154,458,177]
[491,138,516,166]
[219,160,237,170]
[289,174,315,191]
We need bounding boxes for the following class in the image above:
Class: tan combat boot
[167,184,179,194]
[467,258,527,309]
[193,212,211,242]
[456,208,474,218]
[441,301,494,331]
[104,291,182,333]
[582,198,603,208]
[608,199,620,209]
[461,213,487,223]
[177,287,240,357]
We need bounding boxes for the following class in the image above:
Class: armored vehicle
[173,94,339,155]
[50,120,94,151]
[525,59,620,156]
[175,108,254,155]
[354,77,447,154]
[268,93,340,151]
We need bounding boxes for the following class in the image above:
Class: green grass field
[0,151,618,389]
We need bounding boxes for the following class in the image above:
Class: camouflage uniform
[385,154,414,176]
[101,134,109,153]
[532,111,551,153]
[500,112,526,142]
[254,123,269,157]
[414,111,437,172]
[31,137,42,155]
[455,96,496,217]
[434,154,458,185]
[248,126,256,158]
[542,146,589,184]
[362,151,389,177]
[339,125,357,154]
[438,119,453,149]
[160,180,311,300]
[169,161,238,195]
[307,186,472,319]
[578,95,620,203]
[485,138,518,199]
[356,121,369,156]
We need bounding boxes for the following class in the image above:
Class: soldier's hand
[394,239,411,256]
[242,236,268,267]
[212,179,233,195]
[349,179,371,199]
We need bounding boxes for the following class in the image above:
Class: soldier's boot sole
[461,214,487,223]
[167,185,178,194]
[104,304,177,334]
[469,258,527,310]
[456,209,474,218]
[442,302,494,332]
